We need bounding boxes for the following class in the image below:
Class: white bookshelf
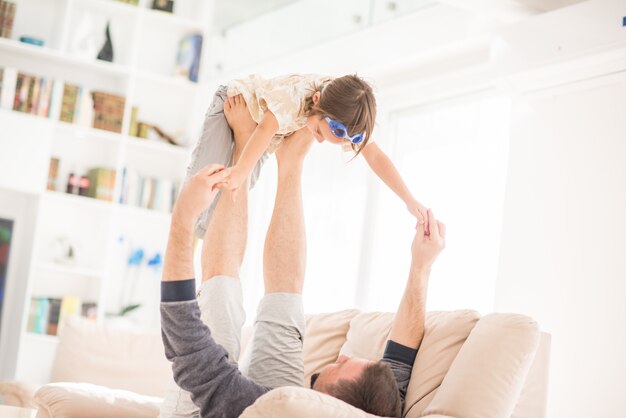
[0,0,213,384]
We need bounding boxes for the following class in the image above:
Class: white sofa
[2,309,550,418]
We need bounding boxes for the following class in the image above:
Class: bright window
[362,93,511,314]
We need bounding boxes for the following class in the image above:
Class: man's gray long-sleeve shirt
[160,279,416,418]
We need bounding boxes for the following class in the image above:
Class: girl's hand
[407,199,430,235]
[220,166,248,201]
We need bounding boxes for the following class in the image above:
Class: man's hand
[411,209,446,272]
[172,164,231,228]
[387,208,445,350]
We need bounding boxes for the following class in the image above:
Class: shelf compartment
[134,69,198,91]
[66,0,139,68]
[35,261,106,279]
[10,0,70,51]
[126,135,190,158]
[0,38,130,77]
[75,0,140,19]
[143,7,205,32]
[43,190,114,211]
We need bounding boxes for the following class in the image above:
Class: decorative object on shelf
[79,175,91,196]
[67,10,98,59]
[87,167,116,202]
[60,83,82,123]
[66,172,80,194]
[97,21,114,63]
[0,1,16,39]
[13,72,55,117]
[151,0,174,13]
[47,158,60,191]
[130,111,182,146]
[91,91,125,133]
[175,33,203,83]
[19,36,44,47]
[49,236,76,265]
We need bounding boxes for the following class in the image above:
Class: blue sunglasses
[324,117,364,145]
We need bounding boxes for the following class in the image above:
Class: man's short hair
[325,361,402,417]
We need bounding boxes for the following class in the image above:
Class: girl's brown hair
[304,74,376,156]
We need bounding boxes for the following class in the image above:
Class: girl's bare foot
[224,94,257,149]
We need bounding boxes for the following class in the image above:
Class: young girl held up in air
[186,73,428,238]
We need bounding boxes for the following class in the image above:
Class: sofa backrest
[302,310,549,418]
[50,317,171,397]
[332,310,481,418]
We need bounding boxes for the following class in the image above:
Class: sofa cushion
[50,318,171,398]
[240,387,456,418]
[0,381,38,408]
[338,312,394,360]
[303,309,360,387]
[404,310,480,418]
[240,387,380,418]
[337,310,481,418]
[421,313,540,418]
[34,383,161,418]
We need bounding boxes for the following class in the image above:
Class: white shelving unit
[0,0,214,384]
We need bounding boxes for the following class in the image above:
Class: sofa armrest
[0,381,39,409]
[34,383,162,418]
[420,313,541,418]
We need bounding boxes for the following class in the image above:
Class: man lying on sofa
[159,100,446,418]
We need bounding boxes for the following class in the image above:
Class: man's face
[311,355,373,392]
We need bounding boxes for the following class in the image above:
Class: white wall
[495,72,626,417]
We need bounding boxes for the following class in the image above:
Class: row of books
[12,72,55,117]
[0,1,16,39]
[120,168,180,213]
[0,67,126,131]
[27,296,97,336]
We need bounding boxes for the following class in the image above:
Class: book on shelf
[120,168,180,213]
[0,1,16,39]
[27,297,50,334]
[58,295,81,335]
[27,296,97,336]
[60,83,82,123]
[128,106,139,136]
[116,0,139,5]
[81,302,97,320]
[175,33,203,83]
[87,167,117,202]
[11,72,56,117]
[92,91,125,133]
[47,157,60,191]
[46,298,62,336]
[0,67,14,109]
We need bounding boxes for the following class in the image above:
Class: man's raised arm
[160,164,269,418]
[383,209,446,403]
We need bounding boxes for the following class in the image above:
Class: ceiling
[211,0,588,31]
[212,0,298,31]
